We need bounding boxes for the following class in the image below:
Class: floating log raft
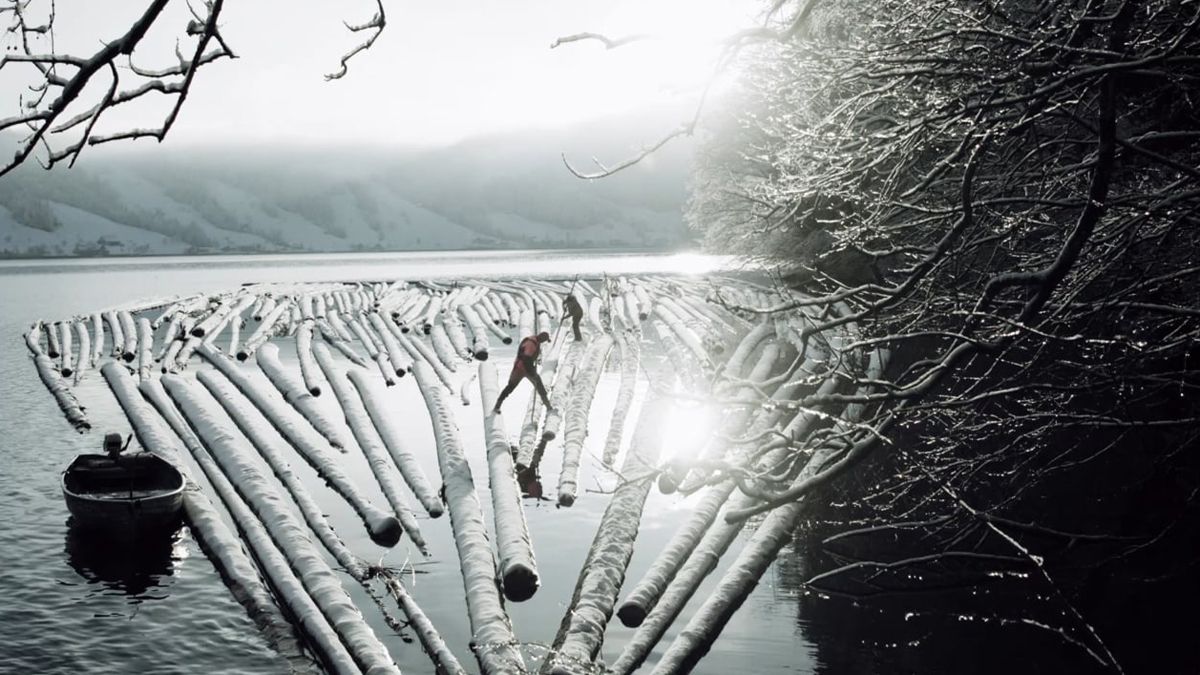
[558,334,615,507]
[542,387,669,675]
[257,343,348,450]
[478,361,539,602]
[347,368,443,518]
[198,344,402,546]
[99,364,317,674]
[412,361,526,675]
[161,374,399,675]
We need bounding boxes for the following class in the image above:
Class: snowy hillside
[0,124,693,258]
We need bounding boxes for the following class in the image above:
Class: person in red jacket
[493,331,553,413]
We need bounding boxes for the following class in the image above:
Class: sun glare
[658,399,717,466]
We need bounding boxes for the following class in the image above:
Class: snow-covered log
[442,310,471,359]
[90,312,104,365]
[514,337,565,468]
[368,313,412,376]
[99,365,316,674]
[28,329,89,431]
[137,318,154,381]
[543,388,668,675]
[257,343,348,450]
[717,321,773,390]
[558,334,615,506]
[160,375,399,675]
[190,299,234,337]
[196,370,368,581]
[238,299,290,361]
[517,308,534,341]
[228,314,243,357]
[256,295,276,321]
[203,295,256,346]
[396,330,456,391]
[421,295,444,334]
[478,361,539,602]
[58,321,74,377]
[541,339,585,441]
[72,320,91,384]
[312,343,427,553]
[652,304,709,371]
[326,310,356,343]
[600,334,640,467]
[295,322,324,397]
[117,311,140,360]
[348,316,381,357]
[103,311,123,358]
[42,320,60,358]
[411,361,526,674]
[459,304,491,360]
[347,368,443,518]
[318,321,369,368]
[197,344,402,546]
[380,575,469,675]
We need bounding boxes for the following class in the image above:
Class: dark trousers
[569,314,582,341]
[496,370,550,409]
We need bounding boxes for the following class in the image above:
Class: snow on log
[196,370,368,582]
[190,299,234,337]
[600,334,640,467]
[318,321,370,368]
[312,343,427,553]
[515,336,565,468]
[58,321,74,377]
[459,304,491,360]
[557,334,615,507]
[99,365,316,673]
[652,304,709,371]
[29,331,89,431]
[381,576,469,675]
[396,330,456,391]
[543,388,669,675]
[541,339,585,441]
[257,343,349,451]
[73,320,91,384]
[295,322,325,397]
[256,295,277,322]
[137,318,154,381]
[368,313,413,376]
[411,361,527,674]
[90,312,105,365]
[431,321,460,372]
[347,368,443,518]
[203,295,256,346]
[327,310,356,343]
[160,375,399,675]
[517,308,534,341]
[197,343,402,546]
[228,314,242,357]
[239,299,291,361]
[421,295,444,334]
[157,313,183,360]
[650,319,702,394]
[478,361,539,602]
[442,310,471,359]
[348,316,381,358]
[717,321,774,390]
[103,311,123,358]
[44,320,61,358]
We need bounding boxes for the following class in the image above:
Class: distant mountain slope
[0,118,694,258]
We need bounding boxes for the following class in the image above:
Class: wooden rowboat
[62,434,184,533]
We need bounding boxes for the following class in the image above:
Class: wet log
[411,361,527,675]
[99,365,317,674]
[312,343,427,553]
[257,343,348,450]
[478,361,539,602]
[558,334,615,506]
[197,343,402,546]
[347,368,442,517]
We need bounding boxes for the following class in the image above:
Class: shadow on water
[64,518,185,601]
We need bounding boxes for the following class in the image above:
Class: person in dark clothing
[563,293,584,341]
[493,331,553,413]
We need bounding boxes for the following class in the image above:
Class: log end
[308,386,322,397]
[502,566,540,603]
[61,367,73,378]
[235,351,249,361]
[542,430,557,441]
[47,350,60,359]
[122,352,136,363]
[502,337,513,345]
[367,515,404,547]
[617,603,647,628]
[657,473,679,494]
[474,351,489,361]
[558,492,576,508]
[190,328,205,338]
[425,503,445,519]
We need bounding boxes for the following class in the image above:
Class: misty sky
[1,0,755,150]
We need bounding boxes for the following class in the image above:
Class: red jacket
[512,335,541,377]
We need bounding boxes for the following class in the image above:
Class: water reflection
[64,519,186,601]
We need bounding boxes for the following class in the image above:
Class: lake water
[0,250,821,675]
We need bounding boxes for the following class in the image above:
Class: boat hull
[62,453,185,534]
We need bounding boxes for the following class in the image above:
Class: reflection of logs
[478,361,539,602]
[411,361,526,675]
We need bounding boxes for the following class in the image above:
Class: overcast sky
[1,0,756,150]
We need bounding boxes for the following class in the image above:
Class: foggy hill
[0,117,694,258]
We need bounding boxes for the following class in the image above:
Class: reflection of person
[493,331,552,413]
[563,294,584,341]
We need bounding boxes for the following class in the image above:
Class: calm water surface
[0,250,816,675]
